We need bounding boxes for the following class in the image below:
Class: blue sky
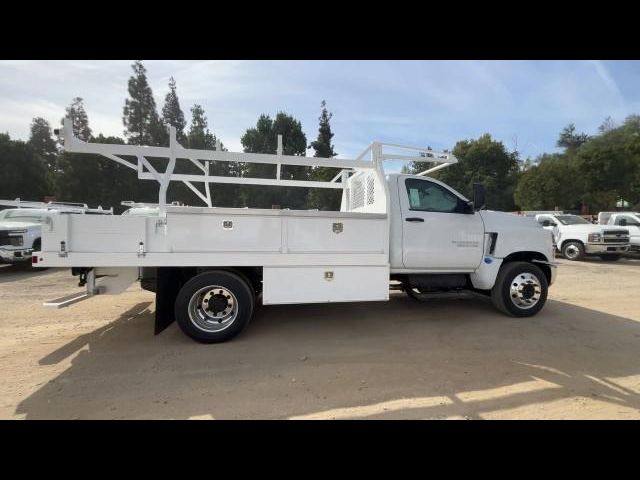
[1,60,639,172]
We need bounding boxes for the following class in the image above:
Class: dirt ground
[1,257,639,420]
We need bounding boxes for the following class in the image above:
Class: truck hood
[479,210,540,230]
[0,221,39,230]
[559,224,611,234]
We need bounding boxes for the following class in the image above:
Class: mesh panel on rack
[351,177,365,209]
[366,176,375,205]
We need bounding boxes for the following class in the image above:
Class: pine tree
[161,77,186,143]
[187,104,216,149]
[123,61,166,146]
[28,117,58,173]
[61,97,92,142]
[181,104,235,206]
[557,123,589,153]
[308,100,341,210]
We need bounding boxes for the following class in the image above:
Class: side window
[618,215,640,226]
[405,178,461,213]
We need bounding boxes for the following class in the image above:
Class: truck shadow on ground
[15,294,640,419]
[0,264,56,284]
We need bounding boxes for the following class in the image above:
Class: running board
[43,291,95,309]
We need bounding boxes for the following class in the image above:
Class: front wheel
[491,261,548,317]
[174,270,255,343]
[561,241,585,261]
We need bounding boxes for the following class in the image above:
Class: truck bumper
[584,244,629,255]
[0,247,33,263]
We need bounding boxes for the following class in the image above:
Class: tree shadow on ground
[15,294,640,419]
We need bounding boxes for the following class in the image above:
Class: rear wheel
[491,261,548,317]
[599,254,621,261]
[561,241,585,261]
[174,270,254,343]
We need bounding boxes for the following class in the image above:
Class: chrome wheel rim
[509,272,542,309]
[188,285,238,332]
[564,244,580,260]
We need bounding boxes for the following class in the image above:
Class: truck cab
[535,213,629,261]
[0,208,49,264]
[601,212,640,252]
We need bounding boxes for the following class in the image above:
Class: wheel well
[502,251,552,285]
[197,267,262,295]
[33,237,41,249]
[560,239,583,250]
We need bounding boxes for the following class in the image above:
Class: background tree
[556,123,589,153]
[571,115,640,211]
[166,104,235,206]
[28,117,58,178]
[240,112,308,209]
[61,97,92,142]
[307,100,341,210]
[426,134,520,211]
[514,154,582,210]
[0,133,50,201]
[161,77,186,144]
[122,61,169,203]
[123,61,166,146]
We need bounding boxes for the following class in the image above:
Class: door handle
[405,217,424,222]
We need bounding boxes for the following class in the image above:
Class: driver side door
[400,177,484,270]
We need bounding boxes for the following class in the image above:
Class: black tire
[491,261,548,317]
[174,270,255,343]
[561,241,585,261]
[599,254,621,262]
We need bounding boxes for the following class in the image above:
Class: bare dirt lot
[1,257,640,419]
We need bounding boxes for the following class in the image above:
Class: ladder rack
[58,117,458,215]
[0,198,113,214]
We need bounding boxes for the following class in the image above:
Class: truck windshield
[0,209,48,223]
[555,215,590,225]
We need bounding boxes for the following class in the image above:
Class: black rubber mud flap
[154,267,182,335]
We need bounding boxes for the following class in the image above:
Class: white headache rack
[58,117,457,215]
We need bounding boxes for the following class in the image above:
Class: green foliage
[556,123,589,153]
[514,154,582,210]
[62,97,92,142]
[161,77,186,144]
[430,134,520,211]
[55,134,146,211]
[123,61,166,146]
[308,100,341,210]
[240,112,309,209]
[572,115,640,211]
[29,117,58,176]
[0,133,50,201]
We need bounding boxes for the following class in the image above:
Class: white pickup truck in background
[34,119,558,343]
[0,200,113,265]
[598,212,640,253]
[534,212,630,261]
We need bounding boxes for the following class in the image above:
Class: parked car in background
[598,212,640,252]
[534,213,629,261]
[0,200,113,265]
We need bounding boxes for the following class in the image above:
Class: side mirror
[473,183,486,211]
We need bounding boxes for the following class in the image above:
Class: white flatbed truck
[35,119,557,343]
